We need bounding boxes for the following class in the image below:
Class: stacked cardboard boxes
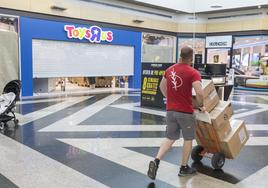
[194,80,249,159]
[192,79,220,112]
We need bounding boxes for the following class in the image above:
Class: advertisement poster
[141,63,174,109]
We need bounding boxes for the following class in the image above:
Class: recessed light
[132,19,144,23]
[210,5,223,9]
[50,5,67,11]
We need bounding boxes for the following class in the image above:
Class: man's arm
[159,77,167,98]
[192,80,205,112]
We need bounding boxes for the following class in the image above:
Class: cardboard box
[220,120,249,159]
[193,89,219,112]
[215,121,232,141]
[192,79,215,98]
[197,121,211,140]
[201,79,216,98]
[197,120,231,141]
[203,90,220,112]
[192,79,220,112]
[210,101,233,130]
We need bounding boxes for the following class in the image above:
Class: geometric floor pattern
[0,89,268,188]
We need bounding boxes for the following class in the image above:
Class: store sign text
[209,42,228,47]
[206,35,232,48]
[64,25,113,43]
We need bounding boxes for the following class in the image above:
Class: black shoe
[147,161,158,180]
[178,165,197,176]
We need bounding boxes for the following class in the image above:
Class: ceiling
[119,0,268,13]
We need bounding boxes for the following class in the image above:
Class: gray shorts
[166,111,197,140]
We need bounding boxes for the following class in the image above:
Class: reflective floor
[0,89,268,188]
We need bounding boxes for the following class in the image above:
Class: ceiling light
[50,5,67,11]
[210,5,223,9]
[133,19,144,23]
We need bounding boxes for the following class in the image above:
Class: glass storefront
[207,48,230,65]
[142,32,176,63]
[233,36,268,76]
[178,38,205,64]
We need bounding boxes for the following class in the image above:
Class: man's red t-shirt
[164,63,201,113]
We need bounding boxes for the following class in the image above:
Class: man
[147,46,205,179]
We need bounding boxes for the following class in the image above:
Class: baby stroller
[0,80,21,130]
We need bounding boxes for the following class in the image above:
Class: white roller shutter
[32,39,134,78]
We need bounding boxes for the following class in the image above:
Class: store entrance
[31,39,134,96]
[33,76,129,95]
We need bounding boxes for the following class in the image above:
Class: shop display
[142,33,176,63]
[141,63,173,108]
[233,36,268,77]
[69,77,113,88]
[179,38,205,64]
[246,75,268,88]
[96,77,112,88]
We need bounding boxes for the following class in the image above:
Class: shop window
[178,38,205,64]
[233,36,268,76]
[207,48,230,65]
[0,15,19,92]
[142,33,176,63]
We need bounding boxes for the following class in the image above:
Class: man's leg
[181,140,193,166]
[147,138,176,180]
[177,113,197,176]
[156,138,176,160]
[147,111,179,180]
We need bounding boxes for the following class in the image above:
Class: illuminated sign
[141,63,173,109]
[209,42,227,47]
[206,35,232,48]
[64,25,113,43]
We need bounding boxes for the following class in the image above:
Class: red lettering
[106,31,113,42]
[85,29,91,39]
[64,25,75,38]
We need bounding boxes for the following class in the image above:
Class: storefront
[206,35,233,66]
[142,32,176,63]
[20,17,142,96]
[178,37,206,64]
[233,35,268,76]
[0,14,19,92]
[140,32,176,108]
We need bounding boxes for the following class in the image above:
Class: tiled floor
[0,89,268,188]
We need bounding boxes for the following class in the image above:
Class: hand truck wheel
[211,152,225,169]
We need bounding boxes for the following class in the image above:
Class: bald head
[180,46,193,64]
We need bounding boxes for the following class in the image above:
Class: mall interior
[0,0,268,187]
